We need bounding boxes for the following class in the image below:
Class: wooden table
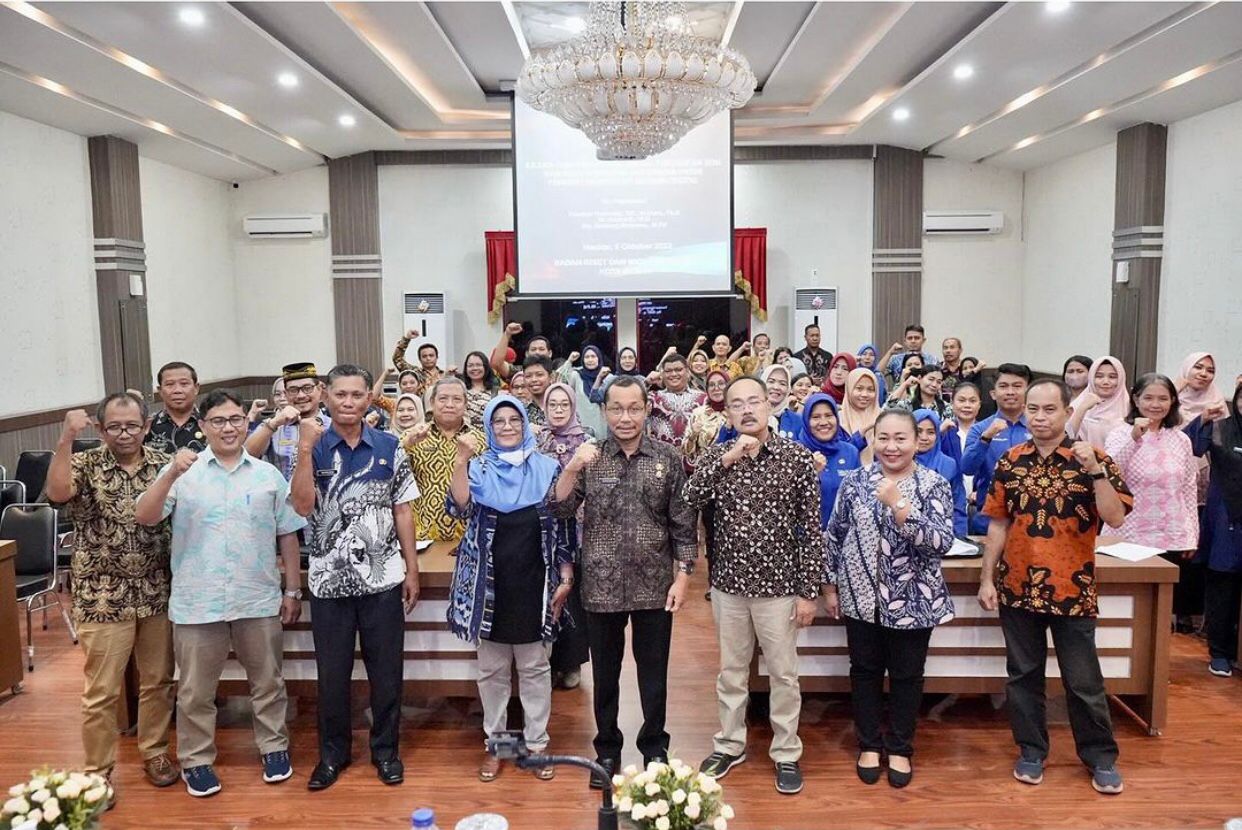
[749,550,1178,736]
[217,540,477,699]
[0,540,22,695]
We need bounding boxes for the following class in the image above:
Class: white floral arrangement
[1,769,112,830]
[612,759,736,830]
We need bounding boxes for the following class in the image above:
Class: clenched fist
[567,351,580,365]
[1075,391,1102,412]
[1131,417,1151,441]
[405,329,419,340]
[403,422,432,448]
[248,399,268,422]
[273,405,301,428]
[876,477,902,508]
[568,441,599,472]
[725,434,762,465]
[455,431,479,460]
[61,409,91,441]
[1071,441,1101,474]
[506,322,524,336]
[694,334,708,347]
[1203,400,1229,422]
[298,417,325,449]
[170,449,198,478]
[811,451,827,474]
[982,418,1008,441]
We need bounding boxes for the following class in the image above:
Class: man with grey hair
[403,375,485,542]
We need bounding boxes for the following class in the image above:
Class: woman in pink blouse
[1105,373,1200,630]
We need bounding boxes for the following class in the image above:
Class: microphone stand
[514,754,618,830]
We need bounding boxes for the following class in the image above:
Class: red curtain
[484,227,768,322]
[484,231,516,323]
[733,227,768,322]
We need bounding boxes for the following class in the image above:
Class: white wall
[734,159,873,352]
[1160,98,1242,381]
[141,157,239,384]
[0,111,101,416]
[230,166,335,375]
[379,164,513,364]
[1020,142,1116,373]
[923,159,1025,363]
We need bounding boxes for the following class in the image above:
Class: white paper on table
[1095,541,1164,562]
[945,538,981,558]
[416,539,434,551]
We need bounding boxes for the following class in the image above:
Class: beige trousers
[173,616,289,768]
[476,639,553,753]
[77,614,175,773]
[710,589,803,763]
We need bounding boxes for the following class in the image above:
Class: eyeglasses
[491,418,524,429]
[285,382,318,398]
[103,423,143,436]
[726,398,766,413]
[605,406,646,418]
[546,400,572,411]
[205,415,248,429]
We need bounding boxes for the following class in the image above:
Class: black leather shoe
[376,759,404,785]
[307,760,348,791]
[887,762,913,789]
[856,753,882,785]
[589,758,616,790]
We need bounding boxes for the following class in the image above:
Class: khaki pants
[173,616,289,769]
[710,589,803,763]
[77,614,175,774]
[476,639,552,752]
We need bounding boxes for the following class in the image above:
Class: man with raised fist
[245,362,330,480]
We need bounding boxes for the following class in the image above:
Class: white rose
[48,773,65,786]
[29,779,47,792]
[721,804,735,820]
[41,799,60,822]
[25,809,42,825]
[685,803,701,821]
[3,796,30,815]
[687,791,702,806]
[644,781,661,797]
[630,803,647,822]
[617,797,632,812]
[612,774,626,789]
[54,781,81,801]
[622,764,639,777]
[13,821,36,830]
[83,786,106,804]
[675,764,693,779]
[671,789,686,805]
[632,771,648,787]
[55,825,69,830]
[702,776,721,794]
[7,785,25,798]
[646,761,667,775]
[713,817,728,830]
[29,789,49,804]
[655,818,670,830]
[69,774,91,788]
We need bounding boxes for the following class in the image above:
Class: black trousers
[998,606,1118,769]
[310,585,405,766]
[1203,569,1242,662]
[700,502,717,585]
[551,565,590,673]
[1162,551,1205,618]
[844,617,933,758]
[587,608,672,765]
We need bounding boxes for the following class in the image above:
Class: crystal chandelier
[516,1,756,160]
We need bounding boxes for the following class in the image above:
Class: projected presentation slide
[514,98,733,297]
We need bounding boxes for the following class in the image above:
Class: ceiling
[1,1,1240,181]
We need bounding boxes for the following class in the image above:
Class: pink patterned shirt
[1104,425,1199,552]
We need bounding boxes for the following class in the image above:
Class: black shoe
[589,758,616,790]
[699,751,746,780]
[307,760,349,791]
[775,761,804,795]
[376,759,404,785]
[887,759,913,789]
[856,752,882,785]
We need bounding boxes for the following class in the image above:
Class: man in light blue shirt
[961,363,1033,534]
[885,324,940,384]
[137,389,306,798]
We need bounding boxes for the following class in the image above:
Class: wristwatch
[677,561,696,576]
[893,498,909,511]
[283,588,303,600]
[1090,471,1107,481]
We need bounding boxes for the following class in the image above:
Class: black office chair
[0,481,25,515]
[2,504,76,671]
[71,438,101,454]
[14,451,53,503]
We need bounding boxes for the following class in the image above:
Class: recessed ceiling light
[178,7,205,26]
[338,114,356,128]
[1046,1,1071,13]
[892,107,910,122]
[953,64,974,80]
[563,16,585,33]
[277,72,299,89]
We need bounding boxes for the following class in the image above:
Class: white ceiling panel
[425,0,528,92]
[726,1,814,90]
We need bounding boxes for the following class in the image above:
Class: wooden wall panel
[1111,123,1167,376]
[328,153,383,374]
[871,145,924,350]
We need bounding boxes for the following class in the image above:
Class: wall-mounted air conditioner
[242,213,328,239]
[791,287,839,353]
[923,210,1003,236]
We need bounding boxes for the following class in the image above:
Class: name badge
[315,469,335,479]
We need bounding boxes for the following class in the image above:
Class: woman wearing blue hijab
[800,393,862,528]
[447,395,576,782]
[912,408,968,536]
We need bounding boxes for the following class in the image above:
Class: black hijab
[1209,383,1242,522]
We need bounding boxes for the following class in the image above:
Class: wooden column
[88,136,151,393]
[328,152,384,374]
[871,145,924,350]
[1110,123,1167,377]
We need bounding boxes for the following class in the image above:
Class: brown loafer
[143,754,180,788]
[479,754,501,782]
